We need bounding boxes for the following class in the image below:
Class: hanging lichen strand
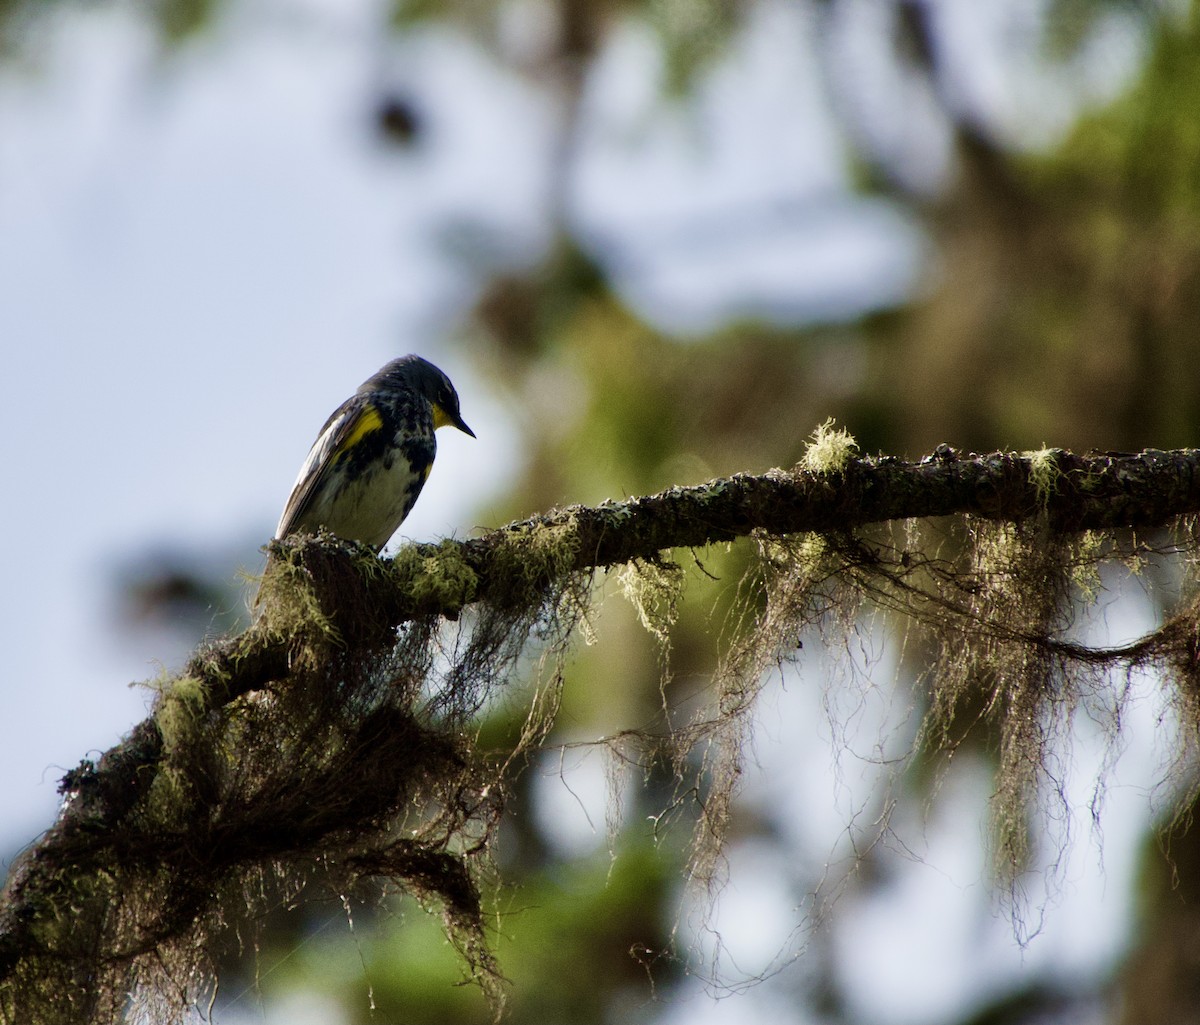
[4,436,1200,1024]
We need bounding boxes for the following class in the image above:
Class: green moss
[619,557,684,644]
[767,533,831,577]
[1070,531,1106,603]
[152,675,208,755]
[394,541,480,614]
[802,418,859,474]
[487,516,583,609]
[254,539,344,653]
[1024,447,1063,509]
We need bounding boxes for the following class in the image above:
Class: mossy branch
[223,443,1200,679]
[94,446,1200,711]
[4,445,1200,1022]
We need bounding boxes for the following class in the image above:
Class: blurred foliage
[389,0,745,93]
[1042,0,1159,57]
[150,0,220,41]
[872,8,1200,455]
[447,5,1200,1023]
[0,0,221,49]
[374,93,425,148]
[112,547,249,643]
[216,837,675,1024]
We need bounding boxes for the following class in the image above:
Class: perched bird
[275,355,475,549]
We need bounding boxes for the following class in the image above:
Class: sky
[1,0,537,843]
[0,1,1161,1022]
[0,0,920,849]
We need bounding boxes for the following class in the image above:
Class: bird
[275,355,475,549]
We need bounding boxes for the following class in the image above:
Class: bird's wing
[275,395,385,539]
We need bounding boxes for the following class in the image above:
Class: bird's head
[369,354,475,438]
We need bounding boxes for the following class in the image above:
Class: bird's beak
[433,404,476,437]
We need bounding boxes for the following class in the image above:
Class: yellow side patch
[336,404,384,457]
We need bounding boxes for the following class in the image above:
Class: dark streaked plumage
[275,355,474,549]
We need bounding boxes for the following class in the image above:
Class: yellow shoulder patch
[336,404,384,458]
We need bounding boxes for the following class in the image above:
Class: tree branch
[169,446,1200,706]
[3,445,1199,1012]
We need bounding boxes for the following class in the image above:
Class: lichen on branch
[4,444,1200,1024]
